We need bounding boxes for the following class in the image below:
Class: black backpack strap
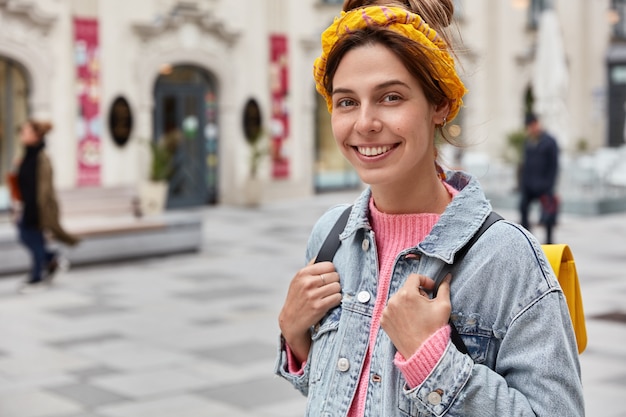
[433,211,504,296]
[315,205,352,263]
[436,211,504,354]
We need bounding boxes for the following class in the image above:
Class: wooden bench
[0,185,203,276]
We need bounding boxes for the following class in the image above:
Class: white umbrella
[532,9,569,148]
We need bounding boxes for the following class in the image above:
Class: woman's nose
[354,105,382,134]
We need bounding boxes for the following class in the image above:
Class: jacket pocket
[450,313,492,363]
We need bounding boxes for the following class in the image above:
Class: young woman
[275,1,583,416]
[12,120,79,291]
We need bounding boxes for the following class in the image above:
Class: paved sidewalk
[0,190,624,417]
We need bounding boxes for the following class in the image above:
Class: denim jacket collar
[340,171,493,264]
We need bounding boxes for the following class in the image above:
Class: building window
[612,0,626,40]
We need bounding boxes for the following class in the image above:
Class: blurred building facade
[0,0,618,210]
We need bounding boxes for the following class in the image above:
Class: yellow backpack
[541,244,587,354]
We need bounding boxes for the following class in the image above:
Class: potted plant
[242,98,267,206]
[139,140,171,215]
[243,128,267,207]
[504,129,527,192]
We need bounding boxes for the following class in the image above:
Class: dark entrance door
[608,62,626,147]
[154,66,218,207]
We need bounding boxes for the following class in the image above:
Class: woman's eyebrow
[332,79,410,96]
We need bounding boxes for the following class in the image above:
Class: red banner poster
[270,34,290,179]
[74,18,101,186]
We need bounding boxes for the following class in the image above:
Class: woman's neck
[370,174,451,215]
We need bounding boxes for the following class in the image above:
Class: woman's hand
[381,274,451,359]
[278,260,342,364]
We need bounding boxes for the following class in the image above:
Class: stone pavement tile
[68,365,122,381]
[0,390,83,417]
[582,362,626,417]
[55,414,103,417]
[583,315,626,359]
[254,396,308,417]
[0,374,77,394]
[192,339,276,365]
[46,383,130,408]
[66,339,194,371]
[0,346,95,378]
[90,368,211,399]
[196,375,302,411]
[48,304,129,318]
[121,321,225,352]
[174,285,270,303]
[47,332,126,349]
[96,394,249,417]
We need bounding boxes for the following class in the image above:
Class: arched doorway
[154,65,219,207]
[0,57,30,195]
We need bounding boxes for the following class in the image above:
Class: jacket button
[337,358,350,372]
[357,291,371,303]
[427,390,442,405]
[361,239,370,251]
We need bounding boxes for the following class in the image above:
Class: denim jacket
[275,171,584,417]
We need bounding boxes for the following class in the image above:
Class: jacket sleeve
[37,153,81,246]
[405,223,583,416]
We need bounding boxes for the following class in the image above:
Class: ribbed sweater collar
[368,182,459,256]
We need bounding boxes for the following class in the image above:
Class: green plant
[504,130,526,165]
[149,141,172,181]
[576,137,589,153]
[246,129,267,179]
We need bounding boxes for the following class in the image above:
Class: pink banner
[74,18,101,186]
[270,34,290,179]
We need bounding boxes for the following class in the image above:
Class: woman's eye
[337,98,356,108]
[383,94,401,103]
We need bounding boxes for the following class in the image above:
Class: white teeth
[357,145,392,156]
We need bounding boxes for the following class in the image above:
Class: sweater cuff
[394,325,451,388]
[285,343,306,375]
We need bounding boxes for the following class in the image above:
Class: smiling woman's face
[330,42,448,191]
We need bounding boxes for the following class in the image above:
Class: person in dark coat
[519,113,560,244]
[11,120,80,291]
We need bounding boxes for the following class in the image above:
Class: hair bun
[342,0,455,30]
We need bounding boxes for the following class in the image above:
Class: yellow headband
[313,5,467,121]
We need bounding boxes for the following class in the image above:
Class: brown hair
[24,119,53,140]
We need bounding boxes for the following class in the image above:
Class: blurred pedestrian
[519,112,560,243]
[275,1,582,416]
[9,119,80,293]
